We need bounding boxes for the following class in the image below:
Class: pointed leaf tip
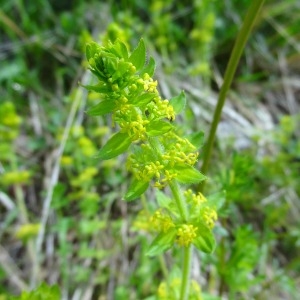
[95,132,131,160]
[129,39,146,71]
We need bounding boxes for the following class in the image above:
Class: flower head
[176,224,197,247]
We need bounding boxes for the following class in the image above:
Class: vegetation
[0,0,299,299]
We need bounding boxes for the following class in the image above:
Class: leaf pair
[146,224,216,257]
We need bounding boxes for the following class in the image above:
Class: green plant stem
[168,180,191,299]
[179,245,192,300]
[169,180,188,222]
[198,0,265,193]
[149,136,192,297]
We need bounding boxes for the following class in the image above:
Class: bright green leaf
[146,120,173,136]
[132,92,156,106]
[114,40,129,59]
[129,39,146,71]
[193,229,216,254]
[169,91,186,114]
[87,100,115,116]
[86,42,99,61]
[141,56,156,77]
[186,131,205,149]
[146,229,177,257]
[82,82,111,93]
[124,179,149,201]
[174,165,207,184]
[95,132,131,160]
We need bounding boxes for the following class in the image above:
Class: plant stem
[198,0,265,192]
[168,180,192,299]
[179,245,192,300]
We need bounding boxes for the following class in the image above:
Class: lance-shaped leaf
[186,131,205,149]
[86,42,100,61]
[173,165,207,184]
[124,179,149,201]
[129,39,146,71]
[169,91,186,114]
[82,82,111,94]
[207,190,226,211]
[132,92,156,107]
[87,100,115,116]
[193,227,216,254]
[95,132,131,160]
[112,40,129,59]
[146,229,177,257]
[140,56,156,77]
[156,190,172,209]
[146,120,173,137]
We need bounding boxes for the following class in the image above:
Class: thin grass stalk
[198,0,265,193]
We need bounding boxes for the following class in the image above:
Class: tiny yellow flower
[176,224,197,247]
[0,170,31,186]
[15,223,40,241]
[78,136,96,156]
[150,209,175,233]
[61,155,73,166]
[202,207,218,229]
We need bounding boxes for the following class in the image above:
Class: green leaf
[207,191,226,211]
[146,120,173,136]
[95,132,131,160]
[111,61,131,82]
[186,131,205,149]
[146,229,177,257]
[173,165,207,184]
[129,39,146,71]
[124,179,149,201]
[114,40,129,59]
[82,82,111,93]
[169,91,186,114]
[86,42,99,61]
[87,100,115,116]
[193,229,216,254]
[156,190,172,208]
[9,282,61,300]
[132,92,156,106]
[141,56,156,77]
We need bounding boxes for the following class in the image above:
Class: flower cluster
[176,224,198,247]
[185,189,218,230]
[150,209,175,233]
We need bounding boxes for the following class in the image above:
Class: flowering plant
[84,38,217,298]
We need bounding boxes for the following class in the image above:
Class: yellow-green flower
[150,209,175,233]
[60,155,73,166]
[176,224,197,247]
[202,207,217,229]
[0,170,31,186]
[15,223,40,242]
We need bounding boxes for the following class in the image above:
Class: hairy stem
[198,0,265,192]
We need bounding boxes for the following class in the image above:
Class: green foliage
[9,283,60,300]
